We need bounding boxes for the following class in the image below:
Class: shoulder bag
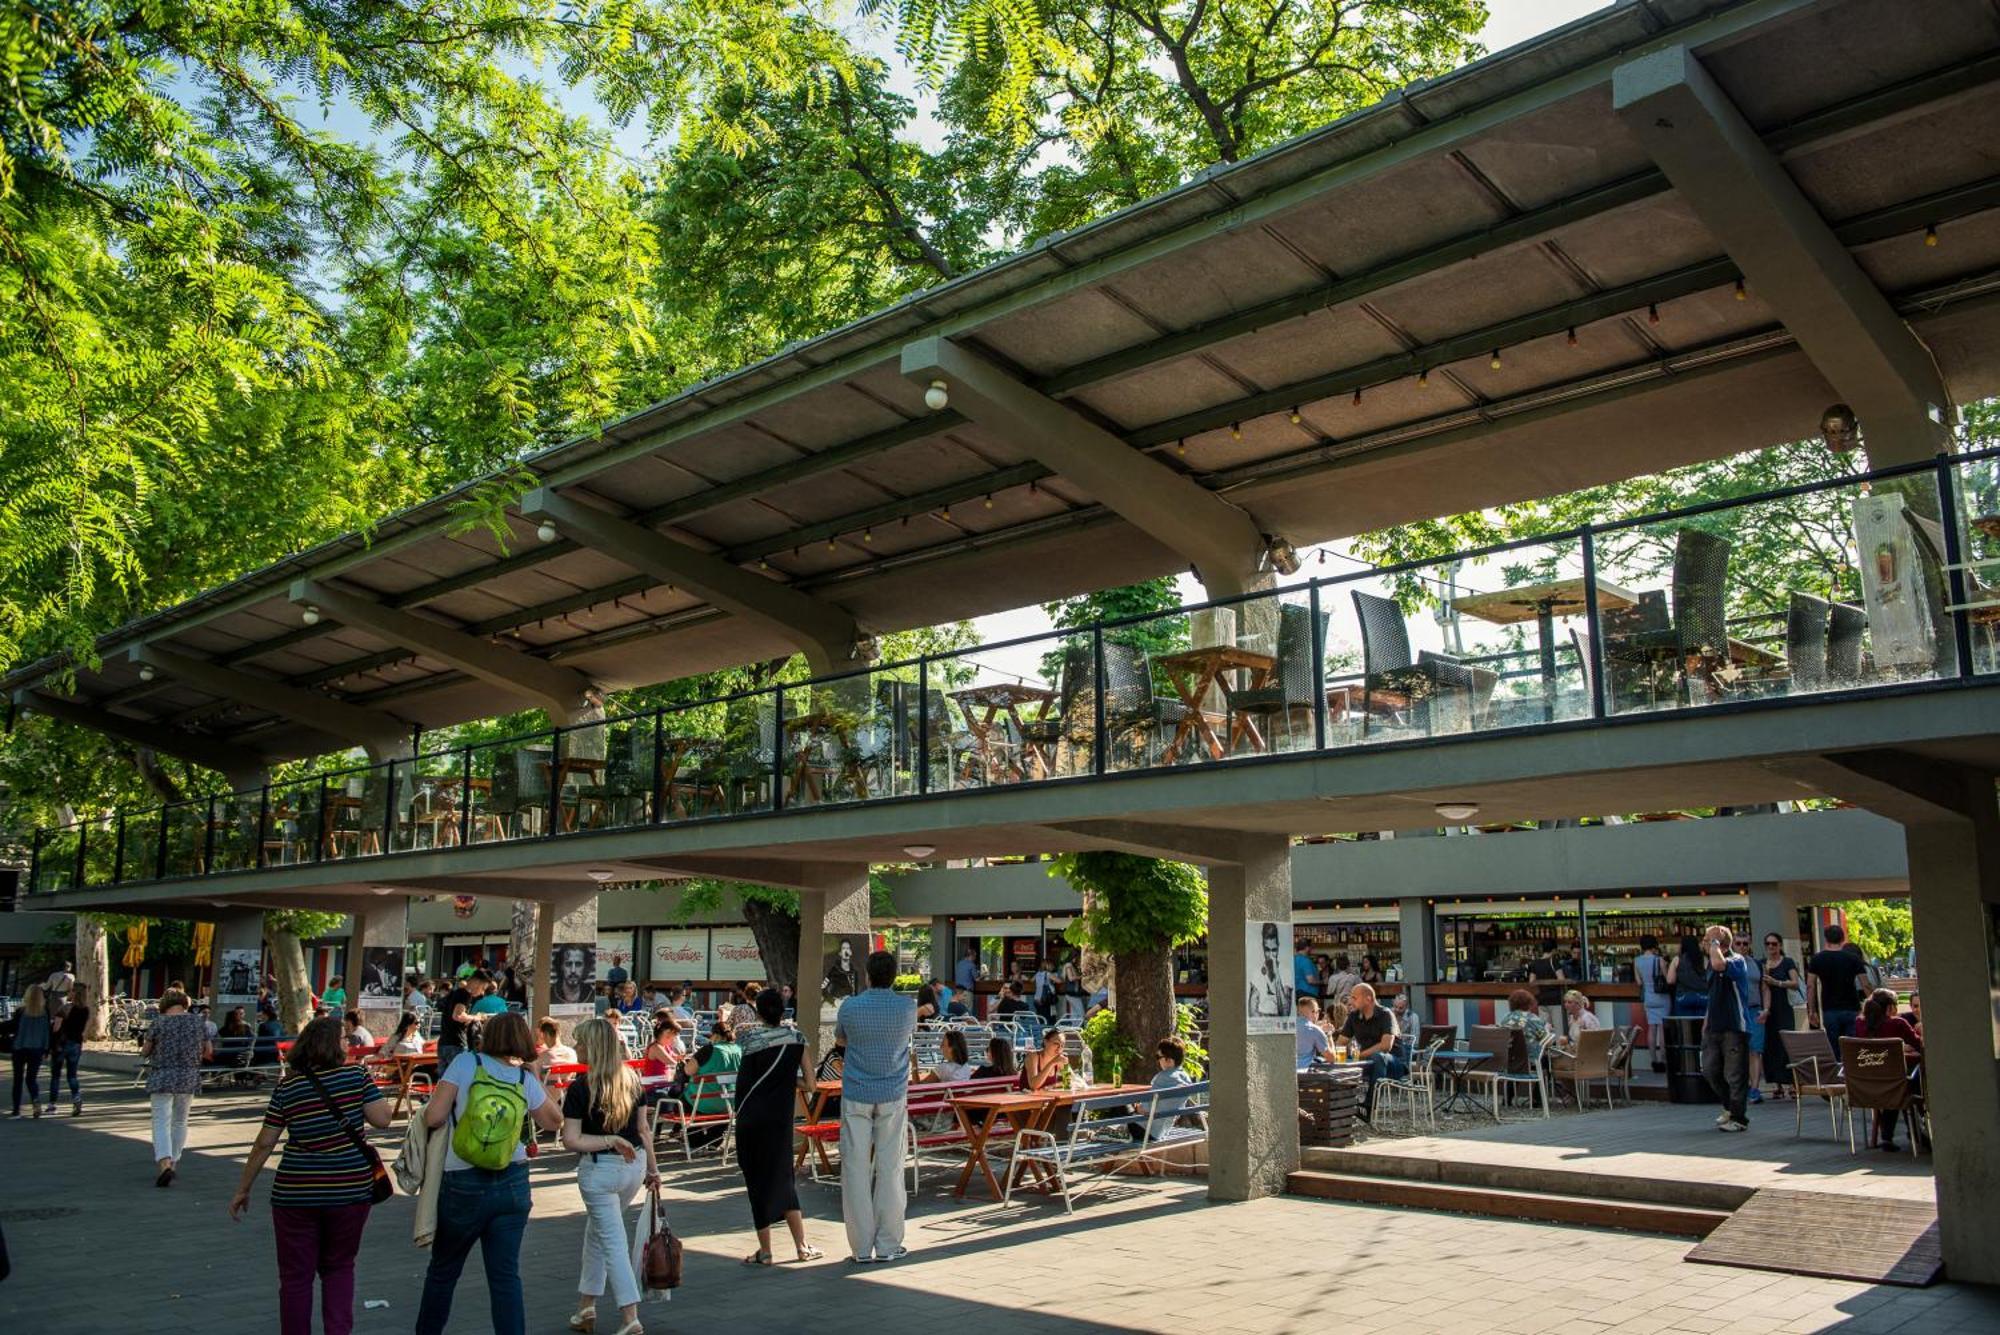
[640,1180,683,1290]
[304,1068,394,1204]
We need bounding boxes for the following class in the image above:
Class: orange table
[951,1091,1054,1200]
[950,683,1057,780]
[1154,646,1277,762]
[794,1077,843,1174]
[380,1051,437,1118]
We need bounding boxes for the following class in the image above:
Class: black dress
[1764,956,1799,1088]
[735,1032,805,1229]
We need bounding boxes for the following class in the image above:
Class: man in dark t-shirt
[436,971,490,1071]
[1339,984,1405,1120]
[1806,925,1869,1045]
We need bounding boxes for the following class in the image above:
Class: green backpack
[450,1058,529,1171]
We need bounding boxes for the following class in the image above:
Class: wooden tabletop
[1040,1081,1154,1105]
[1451,577,1639,625]
[1154,645,1277,673]
[950,683,1055,708]
[952,1090,1054,1112]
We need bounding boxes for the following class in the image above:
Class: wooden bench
[794,1074,1024,1185]
[1005,1081,1211,1213]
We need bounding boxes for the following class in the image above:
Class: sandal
[742,1250,773,1267]
[795,1244,825,1262]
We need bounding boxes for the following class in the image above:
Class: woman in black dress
[735,987,821,1266]
[1758,932,1801,1100]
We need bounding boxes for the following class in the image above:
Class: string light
[1488,349,1502,370]
[1351,387,1363,407]
[1230,422,1243,440]
[1176,438,1186,456]
[1925,224,1939,247]
[862,528,872,543]
[940,505,951,521]
[1566,327,1578,347]
[1288,407,1301,425]
[1734,277,1747,301]
[1647,303,1661,325]
[758,559,769,570]
[1416,369,1428,388]
[983,495,993,509]
[826,538,837,552]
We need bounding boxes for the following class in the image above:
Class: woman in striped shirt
[228,1015,391,1335]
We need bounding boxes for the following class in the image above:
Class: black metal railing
[25,446,2000,895]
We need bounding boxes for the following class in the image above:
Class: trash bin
[1663,1015,1715,1104]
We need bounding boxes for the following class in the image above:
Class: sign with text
[651,929,709,980]
[709,927,765,981]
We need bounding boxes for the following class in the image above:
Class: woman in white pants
[560,1018,656,1335]
[140,988,212,1186]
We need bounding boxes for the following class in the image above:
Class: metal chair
[1376,1038,1446,1132]
[1827,601,1867,682]
[1224,603,1328,753]
[1839,1036,1926,1156]
[1350,591,1490,735]
[1784,1028,1849,1139]
[1786,592,1831,690]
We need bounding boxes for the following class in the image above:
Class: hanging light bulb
[1230,422,1243,440]
[940,505,951,521]
[1647,303,1661,325]
[301,605,321,626]
[924,379,949,411]
[862,528,872,543]
[1489,349,1502,370]
[759,559,770,570]
[1734,277,1747,301]
[1566,327,1578,347]
[1288,407,1301,425]
[535,520,559,543]
[138,664,156,682]
[1176,438,1187,456]
[826,538,837,552]
[1925,224,1939,248]
[1351,387,1363,407]
[1416,369,1428,389]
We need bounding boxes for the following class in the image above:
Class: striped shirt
[261,1065,383,1208]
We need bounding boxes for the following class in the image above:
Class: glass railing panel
[209,788,261,874]
[265,778,324,867]
[780,669,920,809]
[34,824,81,892]
[549,714,653,832]
[1591,473,1945,714]
[928,629,1070,791]
[118,808,163,883]
[1952,452,2000,676]
[323,764,390,861]
[465,737,529,844]
[81,820,117,886]
[161,800,208,877]
[652,700,737,821]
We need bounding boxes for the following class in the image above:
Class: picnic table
[952,1082,1155,1200]
[1451,577,1637,721]
[949,683,1056,781]
[1153,645,1277,761]
[377,1050,438,1118]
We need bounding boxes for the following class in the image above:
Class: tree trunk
[269,922,313,1034]
[76,915,111,1039]
[1114,942,1176,1070]
[508,900,537,979]
[743,897,801,992]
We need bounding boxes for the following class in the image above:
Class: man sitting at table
[1296,996,1332,1069]
[995,980,1034,1020]
[1341,984,1405,1119]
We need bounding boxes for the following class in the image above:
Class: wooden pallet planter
[1298,1069,1366,1147]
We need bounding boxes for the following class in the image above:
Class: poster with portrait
[1245,920,1295,1034]
[218,948,262,1008]
[549,942,596,1017]
[821,933,870,1011]
[359,947,406,1000]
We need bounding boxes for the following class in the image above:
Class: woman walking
[49,982,89,1115]
[7,984,52,1117]
[416,1011,564,1335]
[560,1018,657,1334]
[734,988,821,1267]
[142,988,211,1184]
[227,1016,391,1335]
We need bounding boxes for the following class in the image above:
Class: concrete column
[1903,809,2000,1285]
[1397,896,1437,1023]
[1747,882,1807,967]
[1205,834,1298,1201]
[531,890,598,1042]
[347,899,411,1035]
[799,865,871,1060]
[206,909,267,1015]
[928,919,953,988]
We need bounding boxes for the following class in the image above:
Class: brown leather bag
[640,1182,682,1290]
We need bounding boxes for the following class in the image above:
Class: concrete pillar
[531,890,599,1043]
[928,919,953,987]
[1747,882,1807,968]
[1397,896,1437,1023]
[799,865,871,1060]
[347,899,411,1036]
[1903,808,2000,1285]
[1205,834,1298,1201]
[206,909,266,1016]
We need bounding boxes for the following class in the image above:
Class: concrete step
[1286,1169,1732,1238]
[1300,1144,1753,1212]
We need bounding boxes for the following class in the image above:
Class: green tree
[1039,577,1189,681]
[1839,899,1914,967]
[1049,850,1206,1058]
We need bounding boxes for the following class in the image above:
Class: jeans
[151,1091,192,1161]
[1701,1029,1750,1123]
[1822,1009,1858,1048]
[1357,1051,1408,1117]
[575,1153,646,1307]
[417,1164,532,1335]
[435,1044,464,1078]
[49,1041,82,1103]
[839,1098,909,1260]
[272,1202,372,1335]
[9,1051,44,1113]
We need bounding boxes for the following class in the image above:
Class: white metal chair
[1376,1038,1445,1131]
[1465,1029,1553,1120]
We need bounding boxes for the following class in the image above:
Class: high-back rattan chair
[1671,528,1732,700]
[1786,592,1832,689]
[1102,641,1188,765]
[1224,603,1328,752]
[1827,601,1867,682]
[1351,591,1488,735]
[1549,1026,1616,1110]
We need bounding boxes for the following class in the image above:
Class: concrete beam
[901,336,1270,596]
[290,578,595,722]
[1038,820,1277,867]
[1613,45,1951,462]
[14,689,272,789]
[130,644,409,760]
[522,488,860,674]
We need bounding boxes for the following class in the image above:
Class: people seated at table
[643,1013,684,1073]
[915,982,940,1022]
[608,980,643,1016]
[1853,987,1924,1152]
[1128,1037,1196,1141]
[972,1036,1016,1082]
[218,1006,253,1040]
[534,1017,577,1078]
[404,976,430,1012]
[1561,989,1601,1039]
[1341,984,1405,1119]
[343,1010,375,1052]
[388,1011,425,1056]
[1907,990,1923,1041]
[680,1019,742,1118]
[1321,999,1349,1037]
[1501,987,1552,1049]
[924,1029,977,1083]
[1388,993,1421,1058]
[995,981,1033,1019]
[1025,1029,1070,1092]
[1296,996,1332,1068]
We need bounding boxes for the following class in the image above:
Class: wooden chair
[1839,1036,1926,1156]
[1548,1026,1616,1110]
[1783,1028,1848,1138]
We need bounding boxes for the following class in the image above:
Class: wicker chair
[1786,592,1831,690]
[1020,643,1095,775]
[1671,528,1733,699]
[1350,591,1493,735]
[1548,1026,1617,1110]
[1102,640,1189,766]
[1224,603,1328,754]
[1827,601,1867,682]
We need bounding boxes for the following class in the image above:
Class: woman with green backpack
[416,1011,565,1335]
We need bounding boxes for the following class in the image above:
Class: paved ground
[3,1071,1998,1334]
[1346,1100,1937,1202]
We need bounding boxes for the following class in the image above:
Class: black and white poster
[359,947,406,1000]
[1246,920,1295,1033]
[550,942,596,1016]
[821,933,869,1004]
[218,948,262,1008]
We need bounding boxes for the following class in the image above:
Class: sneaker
[1747,1089,1763,1104]
[1717,1120,1747,1133]
[30,1105,40,1119]
[1715,1109,1733,1126]
[71,1102,82,1117]
[877,1246,910,1263]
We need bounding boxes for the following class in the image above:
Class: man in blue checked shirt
[834,950,917,1262]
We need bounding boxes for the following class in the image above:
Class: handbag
[639,1181,682,1290]
[304,1068,394,1205]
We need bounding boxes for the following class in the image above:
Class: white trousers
[150,1091,192,1163]
[839,1098,909,1260]
[576,1153,647,1308]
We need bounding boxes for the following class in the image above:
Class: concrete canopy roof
[12,0,2000,764]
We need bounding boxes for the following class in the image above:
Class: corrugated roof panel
[1265,153,1515,278]
[972,288,1164,379]
[1452,90,1653,212]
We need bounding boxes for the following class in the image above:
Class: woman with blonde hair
[560,1017,657,1334]
[7,983,52,1116]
